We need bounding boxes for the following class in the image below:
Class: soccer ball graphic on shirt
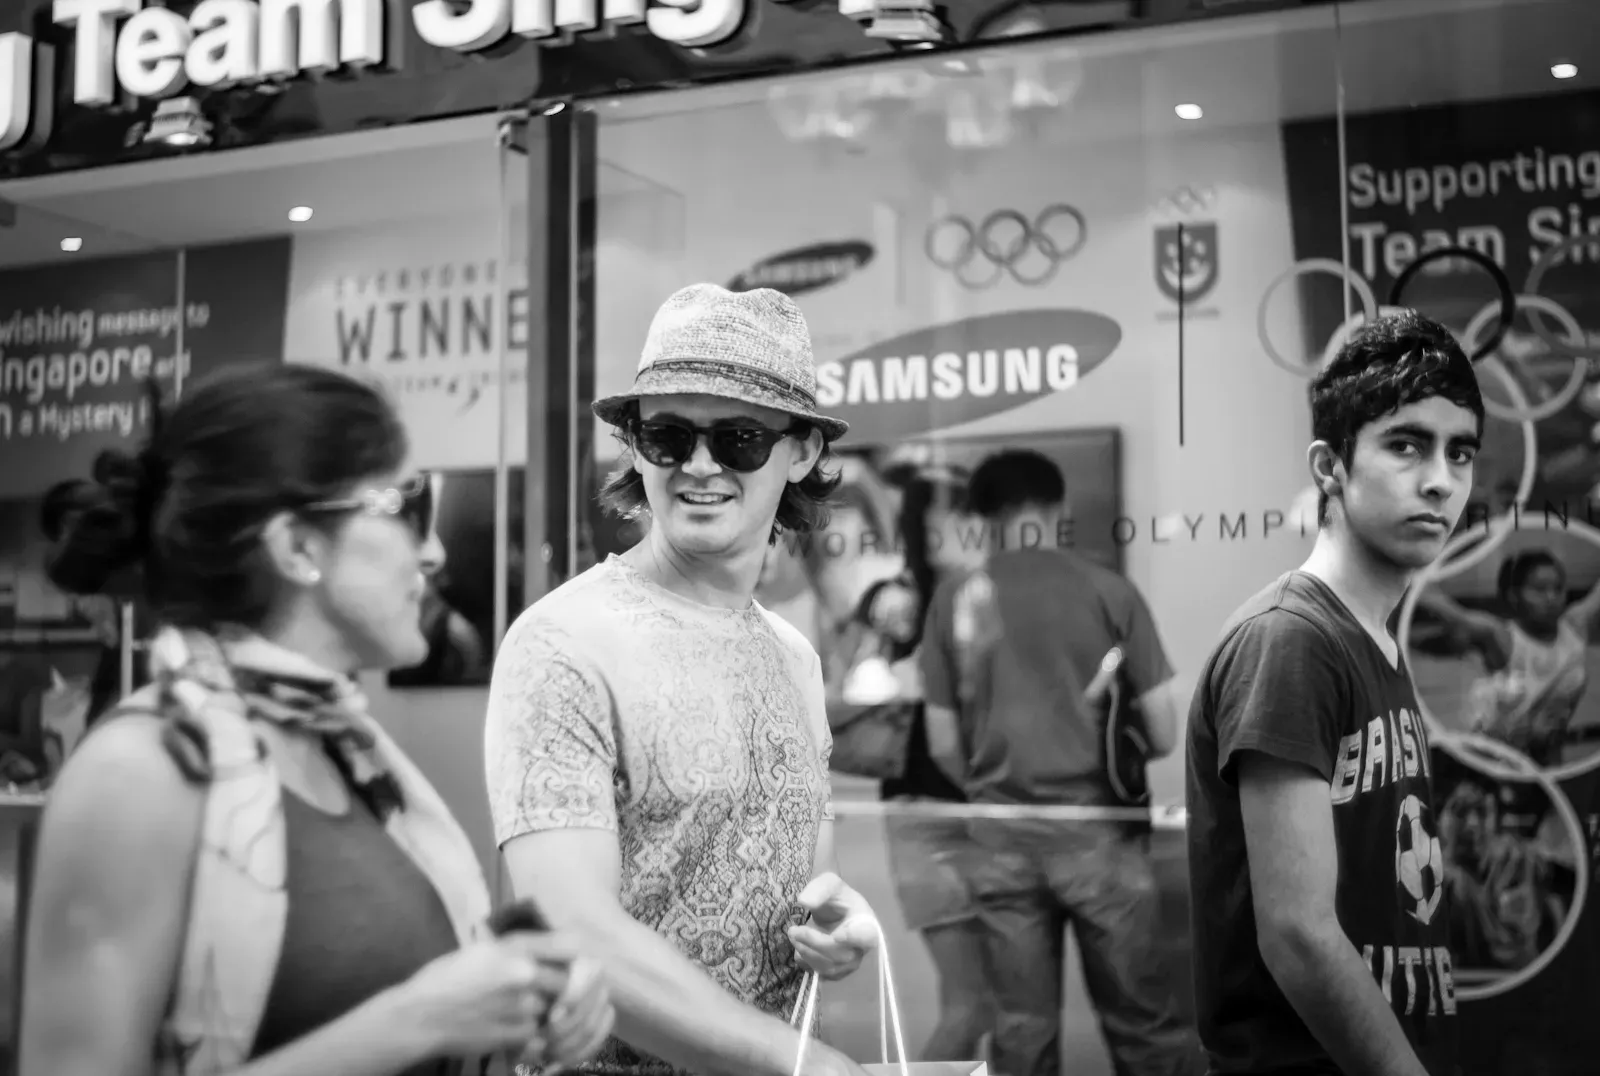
[1395,794,1445,925]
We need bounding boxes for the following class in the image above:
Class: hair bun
[92,447,143,497]
[44,446,161,596]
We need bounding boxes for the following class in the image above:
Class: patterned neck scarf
[156,631,404,816]
[146,626,492,1076]
[231,665,404,818]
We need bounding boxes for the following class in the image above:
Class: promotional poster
[0,238,292,500]
[283,217,531,473]
[1284,88,1600,1075]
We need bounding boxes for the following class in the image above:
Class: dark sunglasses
[302,473,435,541]
[631,419,803,474]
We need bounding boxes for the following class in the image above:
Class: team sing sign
[0,0,799,153]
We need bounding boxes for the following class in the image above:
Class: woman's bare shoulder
[43,688,205,879]
[22,690,203,1075]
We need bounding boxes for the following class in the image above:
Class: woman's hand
[519,955,616,1069]
[384,932,579,1057]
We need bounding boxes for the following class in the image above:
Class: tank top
[1471,618,1588,762]
[250,788,464,1076]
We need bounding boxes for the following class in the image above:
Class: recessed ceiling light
[1175,103,1203,120]
[1552,62,1578,79]
[288,205,313,222]
[60,237,83,252]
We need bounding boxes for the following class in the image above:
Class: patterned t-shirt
[485,555,833,1076]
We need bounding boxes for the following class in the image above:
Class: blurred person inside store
[39,477,153,725]
[919,449,1190,1076]
[855,468,995,1063]
[485,284,879,1076]
[1435,762,1573,975]
[758,458,995,1062]
[21,364,613,1076]
[1416,546,1600,767]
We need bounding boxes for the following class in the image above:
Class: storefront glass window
[1331,0,1600,1057]
[0,198,179,1055]
[582,0,1599,1069]
[0,113,532,868]
[0,109,536,1061]
[1,0,1597,1069]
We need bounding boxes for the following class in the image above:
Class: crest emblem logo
[1154,221,1219,305]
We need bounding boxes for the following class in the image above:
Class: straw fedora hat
[591,283,849,440]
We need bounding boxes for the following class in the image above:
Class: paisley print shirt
[485,556,833,1076]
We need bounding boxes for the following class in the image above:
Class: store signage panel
[0,0,788,153]
[1,29,54,154]
[413,0,758,52]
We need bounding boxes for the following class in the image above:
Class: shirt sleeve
[1113,581,1176,696]
[483,618,619,848]
[918,576,959,710]
[1210,611,1348,786]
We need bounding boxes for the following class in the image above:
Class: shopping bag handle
[788,920,909,1076]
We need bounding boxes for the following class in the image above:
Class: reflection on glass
[1414,533,1600,771]
[0,491,127,793]
[1433,743,1584,992]
[580,0,1600,1070]
[387,469,527,689]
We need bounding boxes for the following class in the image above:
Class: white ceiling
[0,112,666,266]
[0,0,1592,269]
[0,114,507,265]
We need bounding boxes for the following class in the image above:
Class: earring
[303,568,322,586]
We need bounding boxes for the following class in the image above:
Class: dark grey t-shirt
[921,548,1172,806]
[1186,571,1459,1076]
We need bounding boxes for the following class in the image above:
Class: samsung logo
[816,309,1123,443]
[728,241,874,297]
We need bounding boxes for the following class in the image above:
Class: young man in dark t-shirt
[1187,311,1482,1076]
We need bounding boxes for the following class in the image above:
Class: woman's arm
[1560,574,1600,642]
[1414,590,1513,669]
[22,713,201,1076]
[18,713,454,1076]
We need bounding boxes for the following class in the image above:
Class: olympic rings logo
[924,204,1088,290]
[1257,235,1595,429]
[1149,184,1217,218]
[1349,239,1600,1003]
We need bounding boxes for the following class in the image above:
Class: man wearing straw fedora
[486,284,883,1076]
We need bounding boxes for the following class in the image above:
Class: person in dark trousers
[1186,310,1481,1076]
[875,471,994,1063]
[919,449,1191,1076]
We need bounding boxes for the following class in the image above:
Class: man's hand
[518,955,616,1070]
[787,873,878,981]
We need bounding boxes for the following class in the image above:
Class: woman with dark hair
[22,364,613,1076]
[1419,546,1600,766]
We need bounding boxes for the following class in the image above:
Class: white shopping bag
[790,926,987,1076]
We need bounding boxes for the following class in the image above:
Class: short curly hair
[596,401,842,543]
[1310,309,1484,526]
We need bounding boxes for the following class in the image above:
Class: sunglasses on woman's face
[303,473,435,541]
[631,418,803,474]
